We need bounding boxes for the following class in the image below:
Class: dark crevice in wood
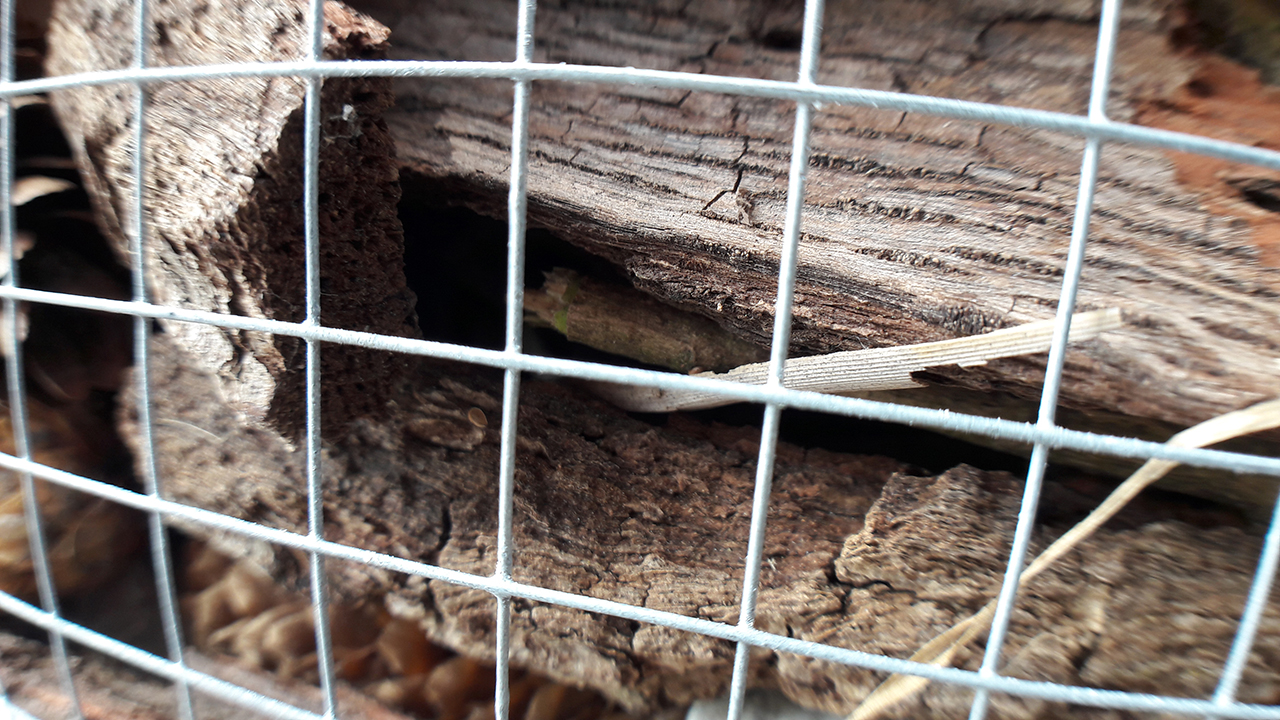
[35,0,1280,716]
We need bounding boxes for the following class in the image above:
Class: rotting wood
[117,333,1280,717]
[853,397,1280,720]
[46,0,418,441]
[44,0,1280,501]
[38,0,1280,716]
[354,0,1280,497]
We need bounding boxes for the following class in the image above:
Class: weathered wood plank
[359,0,1280,445]
[119,334,1280,716]
[46,0,417,440]
[38,0,1280,716]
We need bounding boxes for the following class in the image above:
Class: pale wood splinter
[591,308,1123,413]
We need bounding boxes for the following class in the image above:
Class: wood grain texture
[39,0,1280,716]
[358,0,1280,438]
[46,0,418,440]
[118,333,1280,716]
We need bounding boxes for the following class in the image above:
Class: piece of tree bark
[46,0,418,440]
[39,0,1280,716]
[117,334,1280,717]
[357,0,1280,491]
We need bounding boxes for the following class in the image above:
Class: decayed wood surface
[359,0,1280,457]
[118,336,1280,716]
[46,0,418,440]
[40,0,1280,716]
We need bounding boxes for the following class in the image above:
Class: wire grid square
[2,0,1280,718]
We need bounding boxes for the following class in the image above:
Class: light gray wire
[302,2,338,718]
[127,1,197,717]
[1209,489,1280,711]
[0,2,83,715]
[4,60,1280,173]
[2,459,1280,720]
[0,0,16,707]
[0,283,1272,477]
[493,2,539,719]
[967,2,1124,718]
[4,155,83,720]
[2,16,1279,720]
[0,698,42,720]
[725,2,825,719]
[0,589,321,720]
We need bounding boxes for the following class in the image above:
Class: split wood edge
[590,308,1123,412]
[850,396,1280,720]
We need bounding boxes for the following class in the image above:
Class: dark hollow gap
[397,176,1044,480]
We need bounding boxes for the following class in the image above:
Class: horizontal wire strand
[0,450,1278,719]
[4,60,1280,171]
[0,26,1277,720]
[0,284,1271,477]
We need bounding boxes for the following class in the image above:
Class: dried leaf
[11,176,75,207]
[10,96,46,110]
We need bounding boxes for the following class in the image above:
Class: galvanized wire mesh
[2,0,1280,719]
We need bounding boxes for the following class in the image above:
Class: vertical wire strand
[128,0,197,715]
[724,2,823,719]
[966,2,1123,719]
[0,6,1274,720]
[0,0,84,715]
[1208,489,1280,711]
[303,1,338,717]
[0,0,20,707]
[494,3,539,719]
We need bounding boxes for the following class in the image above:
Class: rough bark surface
[114,334,1280,717]
[356,0,1280,473]
[38,0,1280,717]
[46,0,418,440]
